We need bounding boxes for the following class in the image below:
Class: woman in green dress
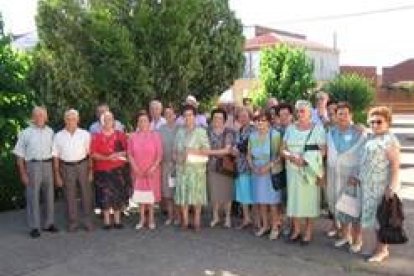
[281,100,326,245]
[174,105,210,231]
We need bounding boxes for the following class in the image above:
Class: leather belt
[61,156,88,165]
[29,158,53,162]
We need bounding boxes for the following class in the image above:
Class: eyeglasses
[369,120,383,126]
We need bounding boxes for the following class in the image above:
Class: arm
[16,157,29,186]
[53,157,63,187]
[386,144,400,196]
[127,136,142,176]
[148,133,163,174]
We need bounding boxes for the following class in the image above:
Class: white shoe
[224,217,231,228]
[349,242,363,253]
[334,237,350,248]
[367,251,389,263]
[210,219,220,228]
[135,222,144,230]
[148,223,156,230]
[255,227,270,237]
[269,229,280,240]
[94,208,102,215]
[164,219,172,226]
[326,230,337,238]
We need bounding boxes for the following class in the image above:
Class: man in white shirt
[13,106,58,238]
[149,100,166,130]
[53,109,93,232]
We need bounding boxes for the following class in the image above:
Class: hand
[20,173,29,186]
[147,165,157,176]
[55,175,63,188]
[88,171,94,183]
[348,176,359,186]
[231,146,239,157]
[385,186,395,199]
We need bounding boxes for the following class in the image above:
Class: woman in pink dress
[128,110,163,230]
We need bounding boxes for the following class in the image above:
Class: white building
[242,25,339,82]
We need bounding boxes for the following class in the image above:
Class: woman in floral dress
[174,105,210,231]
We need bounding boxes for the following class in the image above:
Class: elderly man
[176,95,208,128]
[149,100,166,130]
[312,91,330,125]
[13,107,58,238]
[89,103,124,134]
[53,109,93,232]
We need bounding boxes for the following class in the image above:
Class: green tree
[324,73,375,123]
[31,0,244,128]
[257,43,316,106]
[0,14,32,210]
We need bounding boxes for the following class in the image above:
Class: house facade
[233,25,339,103]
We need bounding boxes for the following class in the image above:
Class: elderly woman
[205,108,235,228]
[90,111,129,229]
[128,110,163,230]
[233,107,255,229]
[282,100,326,245]
[247,111,282,240]
[158,105,178,225]
[174,105,210,231]
[351,106,400,262]
[326,102,366,250]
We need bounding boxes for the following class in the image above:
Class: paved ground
[0,115,413,276]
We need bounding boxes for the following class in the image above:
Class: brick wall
[382,59,414,85]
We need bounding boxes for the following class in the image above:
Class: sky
[1,0,414,69]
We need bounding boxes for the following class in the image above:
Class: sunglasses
[369,119,383,126]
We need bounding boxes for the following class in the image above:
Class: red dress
[90,131,129,209]
[128,131,163,203]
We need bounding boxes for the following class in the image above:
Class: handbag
[216,128,236,176]
[335,193,360,218]
[131,190,155,204]
[377,194,408,244]
[269,130,285,191]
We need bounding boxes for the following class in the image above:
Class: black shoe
[43,224,59,233]
[113,223,124,230]
[102,224,112,230]
[30,229,41,238]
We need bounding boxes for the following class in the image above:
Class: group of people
[13,92,401,263]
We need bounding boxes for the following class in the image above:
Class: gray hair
[295,100,312,111]
[64,108,79,119]
[32,106,48,116]
[150,100,162,109]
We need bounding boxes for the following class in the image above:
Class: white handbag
[335,193,361,218]
[187,153,208,164]
[168,174,176,188]
[131,190,155,204]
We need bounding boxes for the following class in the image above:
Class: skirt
[235,173,253,204]
[94,165,131,210]
[207,170,233,204]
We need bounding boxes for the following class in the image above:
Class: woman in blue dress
[247,111,282,240]
[233,107,255,229]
